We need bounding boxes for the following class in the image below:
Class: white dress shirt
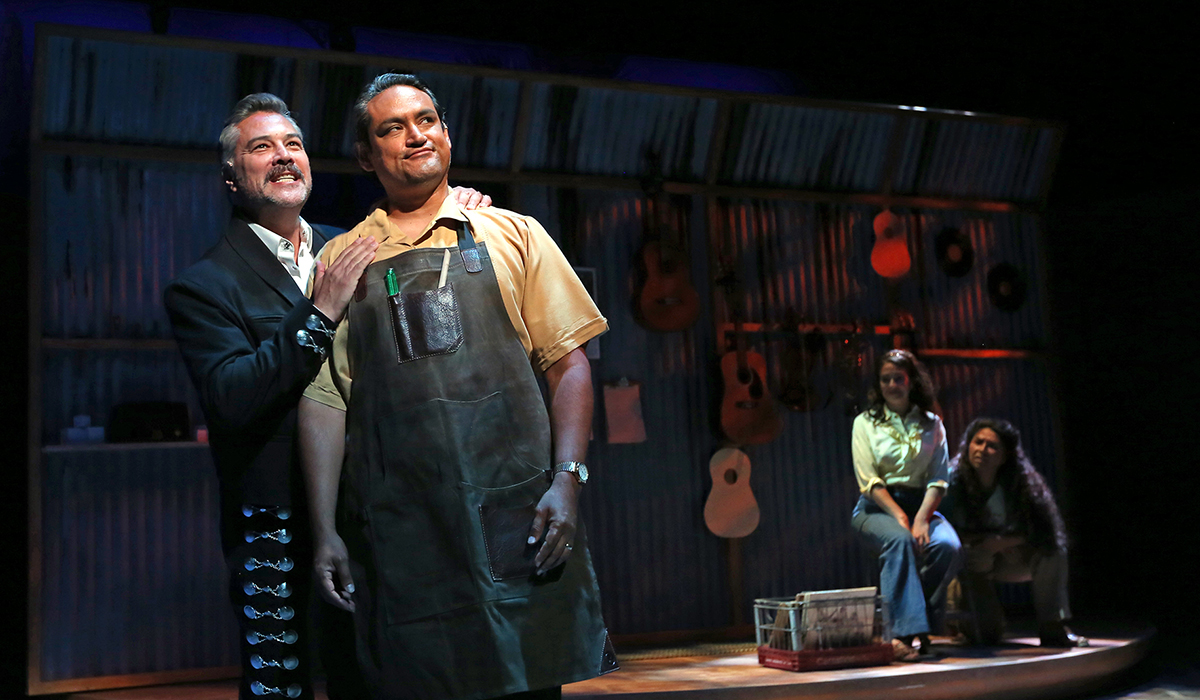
[248,218,315,293]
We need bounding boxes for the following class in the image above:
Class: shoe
[1039,621,1089,648]
[892,637,920,662]
[916,633,939,657]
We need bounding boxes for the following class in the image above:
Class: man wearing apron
[299,73,615,700]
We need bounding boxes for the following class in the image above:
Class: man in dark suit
[164,93,488,699]
[164,93,377,700]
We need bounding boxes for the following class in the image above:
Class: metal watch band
[551,461,588,485]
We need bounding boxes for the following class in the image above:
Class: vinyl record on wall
[987,262,1027,312]
[935,227,974,277]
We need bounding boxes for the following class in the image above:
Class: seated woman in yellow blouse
[851,349,963,660]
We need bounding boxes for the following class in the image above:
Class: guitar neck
[733,315,750,374]
[652,191,684,263]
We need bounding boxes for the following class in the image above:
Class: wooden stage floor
[69,632,1152,700]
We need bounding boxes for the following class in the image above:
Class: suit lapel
[226,217,307,307]
[310,224,333,250]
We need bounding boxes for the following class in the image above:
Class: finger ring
[565,544,573,551]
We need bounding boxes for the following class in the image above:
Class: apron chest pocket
[389,284,463,363]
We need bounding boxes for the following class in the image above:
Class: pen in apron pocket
[438,249,451,288]
[385,268,398,296]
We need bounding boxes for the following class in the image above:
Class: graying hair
[218,93,303,176]
[352,73,445,157]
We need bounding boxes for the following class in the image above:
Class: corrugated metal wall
[39,445,234,681]
[40,37,240,146]
[522,85,717,179]
[721,104,892,189]
[31,27,1065,685]
[40,156,227,341]
[893,119,1058,201]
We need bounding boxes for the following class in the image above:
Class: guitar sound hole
[736,368,765,399]
[723,468,738,485]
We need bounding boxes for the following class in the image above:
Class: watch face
[576,463,589,483]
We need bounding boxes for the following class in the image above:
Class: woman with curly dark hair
[851,349,963,661]
[945,417,1087,647]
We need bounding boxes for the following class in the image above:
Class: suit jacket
[164,214,342,550]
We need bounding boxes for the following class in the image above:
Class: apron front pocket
[478,500,540,581]
[389,284,463,363]
[471,476,558,600]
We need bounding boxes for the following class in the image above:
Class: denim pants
[852,489,963,638]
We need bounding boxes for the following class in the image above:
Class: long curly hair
[948,417,1067,552]
[865,349,937,425]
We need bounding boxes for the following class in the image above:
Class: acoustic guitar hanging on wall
[632,152,700,332]
[703,447,760,539]
[870,210,911,279]
[717,271,783,445]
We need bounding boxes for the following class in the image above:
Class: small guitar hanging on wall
[870,210,911,279]
[703,447,760,538]
[632,152,700,332]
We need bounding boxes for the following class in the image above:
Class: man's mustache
[266,163,304,182]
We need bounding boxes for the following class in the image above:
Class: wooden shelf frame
[715,324,1045,360]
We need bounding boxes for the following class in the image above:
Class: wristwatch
[551,461,589,486]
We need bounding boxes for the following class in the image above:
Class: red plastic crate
[758,642,894,671]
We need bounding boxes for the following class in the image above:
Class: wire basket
[754,588,893,671]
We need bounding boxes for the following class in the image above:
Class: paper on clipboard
[603,380,646,444]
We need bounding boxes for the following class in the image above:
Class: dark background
[4,1,1196,693]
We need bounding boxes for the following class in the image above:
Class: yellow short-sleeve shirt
[304,197,608,411]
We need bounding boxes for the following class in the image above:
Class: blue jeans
[852,490,963,638]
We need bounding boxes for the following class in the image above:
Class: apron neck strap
[457,220,482,273]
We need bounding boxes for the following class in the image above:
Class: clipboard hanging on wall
[603,378,646,444]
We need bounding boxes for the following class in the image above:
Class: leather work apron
[338,220,613,700]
